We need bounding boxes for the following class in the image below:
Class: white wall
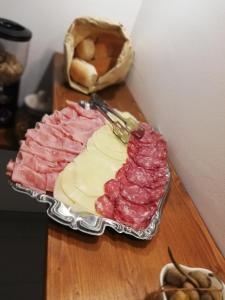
[1,0,142,104]
[128,0,225,255]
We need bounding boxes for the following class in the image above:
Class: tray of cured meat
[7,100,170,239]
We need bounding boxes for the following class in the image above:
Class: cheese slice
[61,148,122,198]
[59,124,127,214]
[54,173,87,213]
[90,125,127,161]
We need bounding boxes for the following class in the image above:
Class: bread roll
[75,38,95,61]
[94,42,109,59]
[70,58,98,88]
[96,34,124,57]
[91,56,116,76]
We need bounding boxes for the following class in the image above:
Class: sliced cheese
[60,124,127,214]
[62,149,122,197]
[90,124,127,161]
[56,120,133,214]
[54,172,87,213]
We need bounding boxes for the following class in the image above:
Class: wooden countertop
[47,53,225,300]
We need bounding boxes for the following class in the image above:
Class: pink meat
[66,100,105,121]
[46,172,58,191]
[116,197,156,223]
[8,101,106,193]
[120,184,153,205]
[60,106,78,121]
[42,106,77,125]
[95,195,115,218]
[134,154,167,170]
[96,122,168,230]
[26,126,84,154]
[60,117,104,143]
[36,122,85,152]
[104,179,121,201]
[6,160,15,176]
[114,210,150,230]
[16,151,64,174]
[127,142,138,159]
[11,163,46,192]
[145,186,165,202]
[20,139,76,163]
[126,164,150,187]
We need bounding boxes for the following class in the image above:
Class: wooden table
[47,53,225,300]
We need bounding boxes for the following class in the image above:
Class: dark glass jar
[0,18,32,127]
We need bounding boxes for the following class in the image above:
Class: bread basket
[64,17,134,94]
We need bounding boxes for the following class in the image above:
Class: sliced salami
[116,197,157,222]
[104,179,120,201]
[114,210,150,230]
[95,195,115,219]
[95,121,168,231]
[127,141,138,158]
[126,164,149,187]
[120,183,152,205]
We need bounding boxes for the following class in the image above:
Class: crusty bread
[75,38,95,61]
[96,33,124,57]
[70,58,98,88]
[90,56,116,76]
[94,42,109,59]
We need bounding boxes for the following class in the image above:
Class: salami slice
[114,210,150,230]
[104,179,120,201]
[120,183,153,205]
[126,164,149,187]
[116,197,157,222]
[145,186,165,202]
[95,121,168,231]
[127,142,138,158]
[95,195,114,219]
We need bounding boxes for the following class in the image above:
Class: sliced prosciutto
[7,101,105,192]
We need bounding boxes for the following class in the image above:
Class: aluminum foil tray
[10,168,170,240]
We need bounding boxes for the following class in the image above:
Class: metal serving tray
[9,101,171,239]
[10,167,170,240]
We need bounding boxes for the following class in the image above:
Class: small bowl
[160,263,225,300]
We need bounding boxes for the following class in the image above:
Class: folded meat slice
[16,151,65,174]
[6,160,15,176]
[60,117,104,144]
[26,126,84,154]
[12,163,47,192]
[42,106,78,125]
[66,100,105,121]
[7,101,106,193]
[46,172,58,192]
[20,139,75,163]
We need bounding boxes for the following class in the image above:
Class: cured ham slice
[7,101,105,192]
[26,127,84,154]
[16,151,64,174]
[11,164,47,192]
[20,139,75,163]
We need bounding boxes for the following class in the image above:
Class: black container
[0,18,32,127]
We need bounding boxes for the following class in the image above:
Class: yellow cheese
[59,124,128,214]
[90,124,127,161]
[54,173,87,213]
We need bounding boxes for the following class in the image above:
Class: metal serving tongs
[91,93,145,144]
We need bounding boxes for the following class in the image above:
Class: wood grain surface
[47,53,225,300]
